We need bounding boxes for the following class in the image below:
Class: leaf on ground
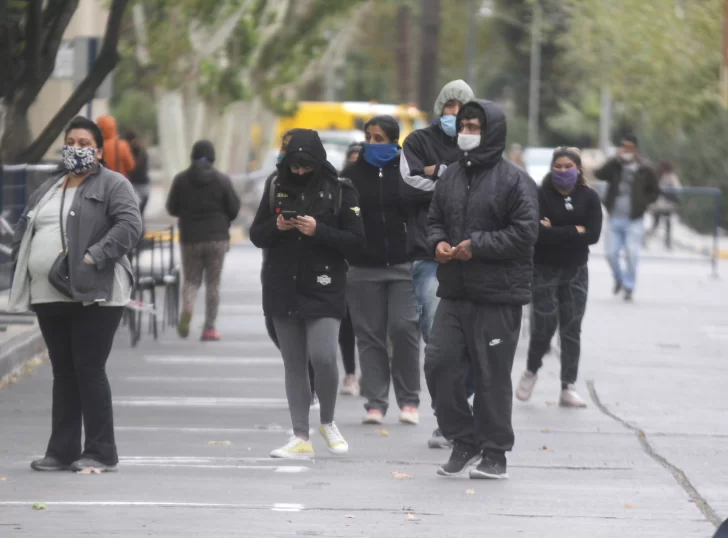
[407,513,420,521]
[376,429,389,437]
[541,428,551,433]
[545,401,556,407]
[208,440,232,446]
[345,515,356,519]
[624,503,637,509]
[539,445,549,452]
[392,471,414,479]
[465,489,476,495]
[32,502,47,511]
[7,375,19,384]
[0,477,6,481]
[76,467,101,474]
[615,402,621,407]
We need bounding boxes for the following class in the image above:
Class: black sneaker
[427,429,453,449]
[470,453,508,480]
[613,281,623,295]
[30,456,71,472]
[437,444,480,476]
[70,458,118,473]
[624,290,633,302]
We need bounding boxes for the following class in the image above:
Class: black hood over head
[278,129,338,181]
[457,99,507,170]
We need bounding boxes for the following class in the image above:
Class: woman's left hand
[294,216,317,236]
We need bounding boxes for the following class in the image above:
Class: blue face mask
[440,115,457,137]
[277,154,284,164]
[363,143,399,168]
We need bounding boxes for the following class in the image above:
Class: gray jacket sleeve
[470,173,539,261]
[426,174,450,257]
[86,177,143,270]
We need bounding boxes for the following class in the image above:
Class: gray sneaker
[516,370,538,401]
[427,428,452,449]
[559,384,587,408]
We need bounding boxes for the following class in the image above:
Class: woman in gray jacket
[10,116,142,473]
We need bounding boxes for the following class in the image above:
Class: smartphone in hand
[281,210,298,220]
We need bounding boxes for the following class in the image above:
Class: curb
[0,326,46,382]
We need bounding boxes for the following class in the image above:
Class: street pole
[465,0,476,87]
[722,0,728,108]
[527,0,542,148]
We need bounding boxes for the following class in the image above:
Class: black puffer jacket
[426,100,539,305]
[399,124,460,260]
[341,150,409,267]
[249,130,365,319]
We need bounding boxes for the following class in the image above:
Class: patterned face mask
[61,146,97,175]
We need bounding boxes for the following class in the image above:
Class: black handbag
[48,184,73,298]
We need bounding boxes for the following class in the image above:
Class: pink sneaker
[201,329,221,342]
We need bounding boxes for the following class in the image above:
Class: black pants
[424,299,521,456]
[652,211,673,249]
[527,264,588,387]
[265,308,357,386]
[34,303,124,466]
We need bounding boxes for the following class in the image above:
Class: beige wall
[28,0,110,160]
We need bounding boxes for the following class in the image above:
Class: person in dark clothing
[263,130,359,404]
[424,99,539,480]
[341,115,420,426]
[516,147,602,408]
[346,142,363,165]
[250,129,365,459]
[595,135,659,301]
[167,140,241,341]
[123,130,151,217]
[399,79,475,449]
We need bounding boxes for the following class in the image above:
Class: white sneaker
[310,393,320,410]
[270,436,314,459]
[340,375,359,396]
[516,371,538,401]
[319,423,349,454]
[399,407,419,425]
[560,384,587,408]
[362,409,384,425]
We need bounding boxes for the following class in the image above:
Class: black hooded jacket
[249,130,365,319]
[426,100,539,305]
[399,123,460,260]
[166,160,241,244]
[341,149,409,267]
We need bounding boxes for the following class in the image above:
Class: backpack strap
[268,174,278,214]
[336,177,356,216]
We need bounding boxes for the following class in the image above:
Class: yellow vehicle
[275,102,429,146]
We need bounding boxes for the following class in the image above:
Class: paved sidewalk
[0,244,724,537]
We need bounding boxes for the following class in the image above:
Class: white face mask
[620,152,636,163]
[457,133,481,151]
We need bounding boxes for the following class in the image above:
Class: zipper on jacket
[379,168,390,266]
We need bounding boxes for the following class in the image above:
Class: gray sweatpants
[272,317,340,437]
[347,264,420,414]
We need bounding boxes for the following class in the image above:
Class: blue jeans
[412,259,475,412]
[411,260,441,344]
[606,216,644,292]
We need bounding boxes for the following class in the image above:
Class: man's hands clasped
[436,240,473,263]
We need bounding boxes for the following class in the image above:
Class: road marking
[0,501,306,511]
[115,426,288,433]
[122,463,308,472]
[144,357,282,366]
[113,397,288,408]
[117,376,281,384]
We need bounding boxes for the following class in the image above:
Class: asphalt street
[0,242,725,537]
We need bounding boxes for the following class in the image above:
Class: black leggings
[33,302,124,466]
[265,308,356,390]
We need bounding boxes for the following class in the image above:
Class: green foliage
[110,89,159,143]
[546,90,601,147]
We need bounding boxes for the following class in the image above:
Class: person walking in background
[425,99,539,480]
[167,140,240,342]
[346,142,363,166]
[97,115,136,179]
[516,147,602,408]
[264,130,359,401]
[508,143,526,169]
[399,79,475,448]
[123,130,151,218]
[649,160,681,250]
[250,130,365,459]
[342,116,420,426]
[595,135,659,301]
[9,116,142,473]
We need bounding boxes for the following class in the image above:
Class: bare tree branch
[20,0,129,162]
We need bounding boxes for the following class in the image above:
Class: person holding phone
[250,130,365,459]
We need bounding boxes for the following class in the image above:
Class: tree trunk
[417,0,441,117]
[396,4,413,104]
[1,102,33,163]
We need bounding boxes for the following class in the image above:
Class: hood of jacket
[457,99,507,170]
[433,80,474,117]
[279,129,339,183]
[97,115,118,141]
[188,160,217,187]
